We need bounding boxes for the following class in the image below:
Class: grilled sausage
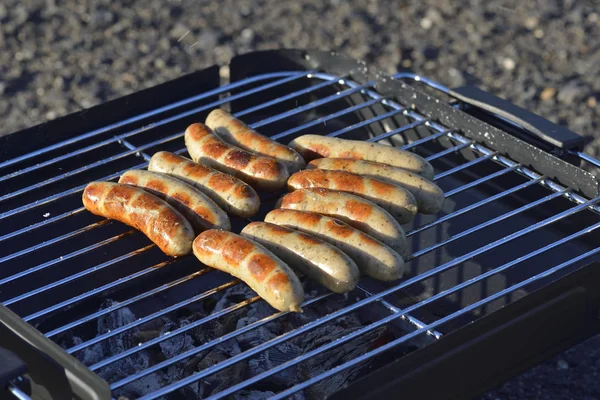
[205,109,306,173]
[185,123,289,191]
[277,188,409,256]
[289,135,434,180]
[148,151,260,218]
[193,230,304,312]
[265,209,404,281]
[287,169,418,224]
[308,158,444,214]
[241,222,359,293]
[118,170,230,233]
[82,181,194,257]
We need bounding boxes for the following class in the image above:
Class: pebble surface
[1,0,599,398]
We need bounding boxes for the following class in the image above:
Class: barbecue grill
[2,49,600,400]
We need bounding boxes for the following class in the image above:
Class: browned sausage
[265,209,404,281]
[205,109,306,173]
[241,222,359,292]
[185,123,289,190]
[118,170,230,233]
[193,229,304,312]
[307,158,444,214]
[148,151,260,218]
[287,169,417,224]
[277,188,409,256]
[289,134,434,180]
[82,181,194,257]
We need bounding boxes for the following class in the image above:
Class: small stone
[588,96,597,108]
[557,359,569,370]
[401,59,412,68]
[588,13,598,23]
[502,57,516,71]
[540,87,556,101]
[524,17,538,29]
[534,29,544,38]
[420,17,432,30]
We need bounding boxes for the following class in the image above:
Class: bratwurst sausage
[308,158,444,214]
[289,134,434,180]
[148,151,260,218]
[205,109,306,173]
[241,222,359,293]
[287,169,417,224]
[277,188,409,256]
[118,170,230,233]
[185,123,289,191]
[82,181,194,257]
[193,230,304,312]
[265,209,404,281]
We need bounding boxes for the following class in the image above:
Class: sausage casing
[82,181,194,257]
[287,169,417,224]
[118,170,230,233]
[241,222,359,293]
[148,151,260,218]
[205,109,306,173]
[277,188,409,256]
[308,158,444,214]
[193,229,304,312]
[185,123,289,191]
[265,209,404,281]
[289,134,434,180]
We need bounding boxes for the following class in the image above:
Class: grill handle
[0,305,110,400]
[449,85,585,151]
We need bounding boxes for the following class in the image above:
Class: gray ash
[65,284,392,399]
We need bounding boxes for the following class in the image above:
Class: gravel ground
[1,0,600,398]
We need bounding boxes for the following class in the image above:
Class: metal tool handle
[448,85,585,151]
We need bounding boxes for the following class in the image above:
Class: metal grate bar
[23,259,175,323]
[0,159,148,222]
[133,195,600,398]
[0,219,110,267]
[0,72,330,185]
[407,176,545,238]
[0,228,132,287]
[89,294,262,371]
[0,208,85,244]
[44,268,209,337]
[355,285,443,339]
[407,188,568,260]
[3,244,155,306]
[326,108,407,138]
[270,97,382,140]
[66,277,238,354]
[211,216,600,400]
[234,75,343,118]
[0,76,375,222]
[443,164,520,197]
[109,292,332,391]
[433,153,496,181]
[0,72,302,171]
[0,130,185,203]
[366,119,428,142]
[270,243,600,400]
[251,83,374,129]
[426,141,474,162]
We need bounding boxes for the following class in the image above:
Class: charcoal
[301,325,387,399]
[194,339,246,398]
[247,341,303,388]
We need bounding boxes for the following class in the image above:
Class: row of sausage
[82,109,445,312]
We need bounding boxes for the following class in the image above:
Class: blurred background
[1,0,599,398]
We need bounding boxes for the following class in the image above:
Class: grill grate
[1,68,600,399]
